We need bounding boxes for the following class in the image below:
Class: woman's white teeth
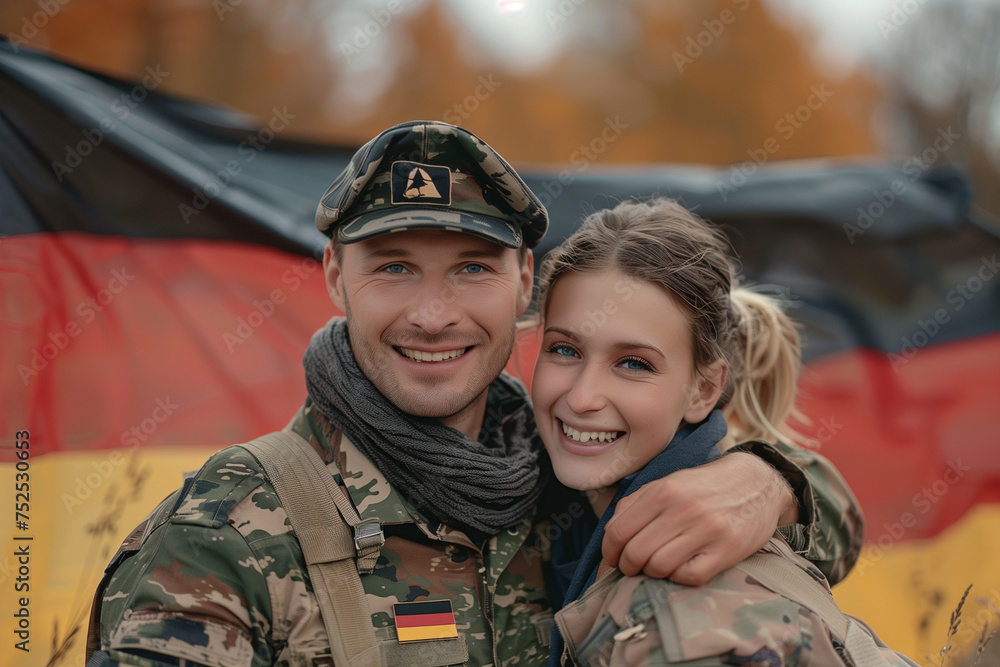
[399,347,466,362]
[562,422,622,443]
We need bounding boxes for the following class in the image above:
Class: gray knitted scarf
[303,318,548,536]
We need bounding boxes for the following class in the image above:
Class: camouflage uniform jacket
[93,399,556,667]
[91,406,864,667]
[734,440,865,586]
[552,538,912,667]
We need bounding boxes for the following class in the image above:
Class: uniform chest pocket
[375,626,469,666]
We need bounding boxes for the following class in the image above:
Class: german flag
[2,38,999,666]
[393,601,459,643]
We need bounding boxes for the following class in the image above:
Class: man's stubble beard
[341,293,518,420]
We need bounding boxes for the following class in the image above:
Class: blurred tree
[0,0,884,178]
[874,0,1000,221]
[320,0,881,170]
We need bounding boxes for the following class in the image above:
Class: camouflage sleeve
[96,449,282,667]
[556,569,838,666]
[734,441,865,585]
[556,567,915,666]
[98,519,271,666]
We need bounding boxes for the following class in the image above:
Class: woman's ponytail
[721,286,808,449]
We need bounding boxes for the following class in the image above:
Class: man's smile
[395,346,471,363]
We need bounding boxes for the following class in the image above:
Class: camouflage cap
[315,120,548,248]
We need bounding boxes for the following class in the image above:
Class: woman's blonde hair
[725,287,808,448]
[537,197,806,448]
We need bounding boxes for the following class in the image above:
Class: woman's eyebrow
[610,340,665,360]
[544,326,580,340]
[544,326,665,360]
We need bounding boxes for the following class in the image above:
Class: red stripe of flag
[395,612,456,629]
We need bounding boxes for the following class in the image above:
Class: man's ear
[323,241,347,313]
[684,359,728,424]
[517,249,534,316]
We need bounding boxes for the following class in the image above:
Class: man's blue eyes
[382,264,486,274]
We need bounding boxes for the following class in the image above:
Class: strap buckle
[354,518,384,553]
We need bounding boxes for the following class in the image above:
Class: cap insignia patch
[391,161,452,206]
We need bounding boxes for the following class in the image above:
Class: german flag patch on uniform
[393,600,459,643]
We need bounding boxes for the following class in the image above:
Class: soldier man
[87,121,862,666]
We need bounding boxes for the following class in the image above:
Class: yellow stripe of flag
[397,623,459,643]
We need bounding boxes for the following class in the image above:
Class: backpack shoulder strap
[734,537,911,666]
[240,430,384,667]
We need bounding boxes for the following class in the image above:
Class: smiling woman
[532,197,917,666]
[533,269,721,499]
